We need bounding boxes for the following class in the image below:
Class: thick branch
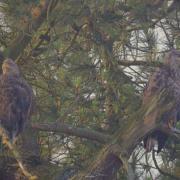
[32,122,111,144]
[31,114,179,179]
[71,90,177,179]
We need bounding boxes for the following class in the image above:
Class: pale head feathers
[2,58,20,76]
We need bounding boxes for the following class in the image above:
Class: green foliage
[0,0,180,179]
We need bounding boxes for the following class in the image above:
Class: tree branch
[32,122,111,144]
[71,89,179,179]
[117,59,163,67]
[31,114,179,179]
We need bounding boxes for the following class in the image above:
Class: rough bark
[71,90,176,180]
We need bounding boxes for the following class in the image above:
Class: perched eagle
[0,59,34,142]
[143,50,180,153]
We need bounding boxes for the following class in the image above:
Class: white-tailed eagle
[0,59,34,142]
[143,50,180,153]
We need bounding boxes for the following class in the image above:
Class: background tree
[0,0,179,179]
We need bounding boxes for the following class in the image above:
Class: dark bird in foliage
[143,50,180,153]
[0,59,34,142]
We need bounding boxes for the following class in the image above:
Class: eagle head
[2,59,20,76]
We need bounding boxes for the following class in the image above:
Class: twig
[152,150,178,179]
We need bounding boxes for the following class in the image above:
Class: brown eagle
[143,50,180,153]
[0,59,34,142]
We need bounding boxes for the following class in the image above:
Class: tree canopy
[0,0,179,179]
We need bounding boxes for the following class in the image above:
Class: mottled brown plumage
[143,50,180,153]
[0,59,34,141]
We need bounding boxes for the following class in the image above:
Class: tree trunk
[72,90,174,180]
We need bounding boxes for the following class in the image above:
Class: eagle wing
[143,67,168,105]
[0,74,34,140]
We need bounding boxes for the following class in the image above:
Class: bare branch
[32,122,111,144]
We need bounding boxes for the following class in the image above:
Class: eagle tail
[143,136,157,152]
[144,131,168,153]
